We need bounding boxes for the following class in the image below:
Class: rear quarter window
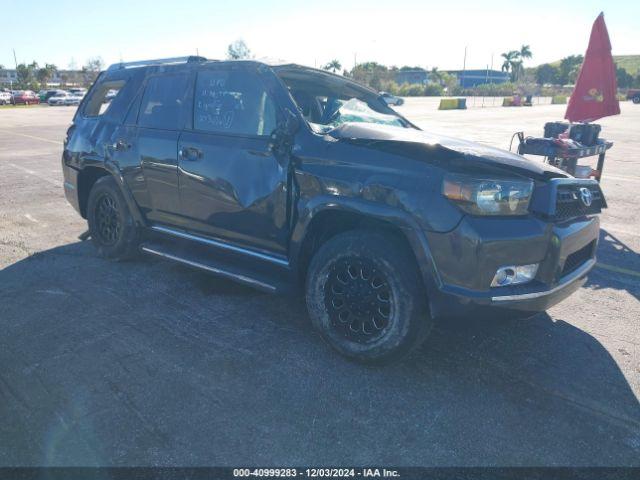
[83,80,126,117]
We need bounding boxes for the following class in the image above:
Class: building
[0,68,86,88]
[445,69,510,88]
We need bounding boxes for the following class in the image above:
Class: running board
[140,243,282,293]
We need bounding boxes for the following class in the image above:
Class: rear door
[135,71,192,224]
[177,63,289,255]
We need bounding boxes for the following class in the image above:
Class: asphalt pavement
[0,101,638,466]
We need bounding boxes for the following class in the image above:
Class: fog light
[491,264,539,287]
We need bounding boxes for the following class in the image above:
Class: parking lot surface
[1,101,639,466]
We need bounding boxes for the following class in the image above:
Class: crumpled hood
[328,123,567,179]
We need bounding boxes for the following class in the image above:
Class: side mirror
[270,108,300,155]
[281,108,300,137]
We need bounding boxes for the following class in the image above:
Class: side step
[140,241,290,294]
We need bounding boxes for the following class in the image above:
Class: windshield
[310,97,404,133]
[275,67,410,134]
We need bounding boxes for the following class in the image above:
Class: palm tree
[323,59,342,73]
[429,67,444,85]
[519,45,532,61]
[36,64,57,89]
[501,50,521,82]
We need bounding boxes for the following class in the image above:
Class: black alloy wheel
[94,192,122,246]
[324,257,393,344]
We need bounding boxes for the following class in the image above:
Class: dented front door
[177,64,289,255]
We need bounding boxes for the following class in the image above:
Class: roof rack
[107,56,207,71]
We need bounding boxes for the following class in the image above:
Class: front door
[177,64,289,256]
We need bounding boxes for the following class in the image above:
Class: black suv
[62,56,606,363]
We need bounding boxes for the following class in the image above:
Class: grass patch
[547,55,640,75]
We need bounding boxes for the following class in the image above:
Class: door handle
[179,146,203,161]
[112,139,130,151]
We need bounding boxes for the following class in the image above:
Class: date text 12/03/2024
[233,468,401,478]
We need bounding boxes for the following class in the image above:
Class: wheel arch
[77,160,145,226]
[290,196,443,306]
[77,166,110,218]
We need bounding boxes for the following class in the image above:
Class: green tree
[535,63,560,85]
[227,39,252,60]
[558,55,584,85]
[501,50,521,82]
[424,82,444,96]
[322,59,342,73]
[429,67,445,85]
[16,63,37,88]
[36,63,58,89]
[350,62,392,90]
[616,65,634,88]
[519,45,532,61]
[81,57,104,87]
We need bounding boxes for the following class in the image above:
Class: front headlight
[442,174,533,216]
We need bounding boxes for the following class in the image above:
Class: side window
[194,69,277,136]
[138,74,190,130]
[83,80,126,117]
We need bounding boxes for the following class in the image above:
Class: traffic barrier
[552,95,567,104]
[438,98,466,110]
[503,96,527,107]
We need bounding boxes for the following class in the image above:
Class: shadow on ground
[1,241,639,466]
[587,228,640,302]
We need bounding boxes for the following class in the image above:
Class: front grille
[561,241,595,277]
[554,185,603,220]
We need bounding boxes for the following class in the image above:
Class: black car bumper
[425,214,600,317]
[62,161,82,215]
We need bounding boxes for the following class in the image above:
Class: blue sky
[1,0,638,72]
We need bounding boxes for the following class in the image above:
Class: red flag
[565,12,620,123]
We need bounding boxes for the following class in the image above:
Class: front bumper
[425,214,600,317]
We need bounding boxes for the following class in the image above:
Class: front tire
[633,96,640,104]
[87,175,140,260]
[305,230,432,364]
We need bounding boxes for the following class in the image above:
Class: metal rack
[518,137,613,182]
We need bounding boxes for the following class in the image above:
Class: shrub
[398,83,424,96]
[424,83,444,96]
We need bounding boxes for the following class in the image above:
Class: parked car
[41,89,67,103]
[62,57,606,364]
[627,89,640,104]
[380,91,404,106]
[64,91,84,106]
[48,92,71,106]
[11,90,39,105]
[103,89,118,103]
[0,91,11,105]
[68,87,87,96]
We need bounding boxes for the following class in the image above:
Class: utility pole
[13,48,18,69]
[490,53,495,105]
[461,46,467,92]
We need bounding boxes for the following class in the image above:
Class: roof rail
[107,56,207,71]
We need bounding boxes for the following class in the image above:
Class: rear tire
[633,96,640,104]
[87,175,140,260]
[305,229,432,364]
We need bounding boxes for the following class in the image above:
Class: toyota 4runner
[62,56,606,363]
